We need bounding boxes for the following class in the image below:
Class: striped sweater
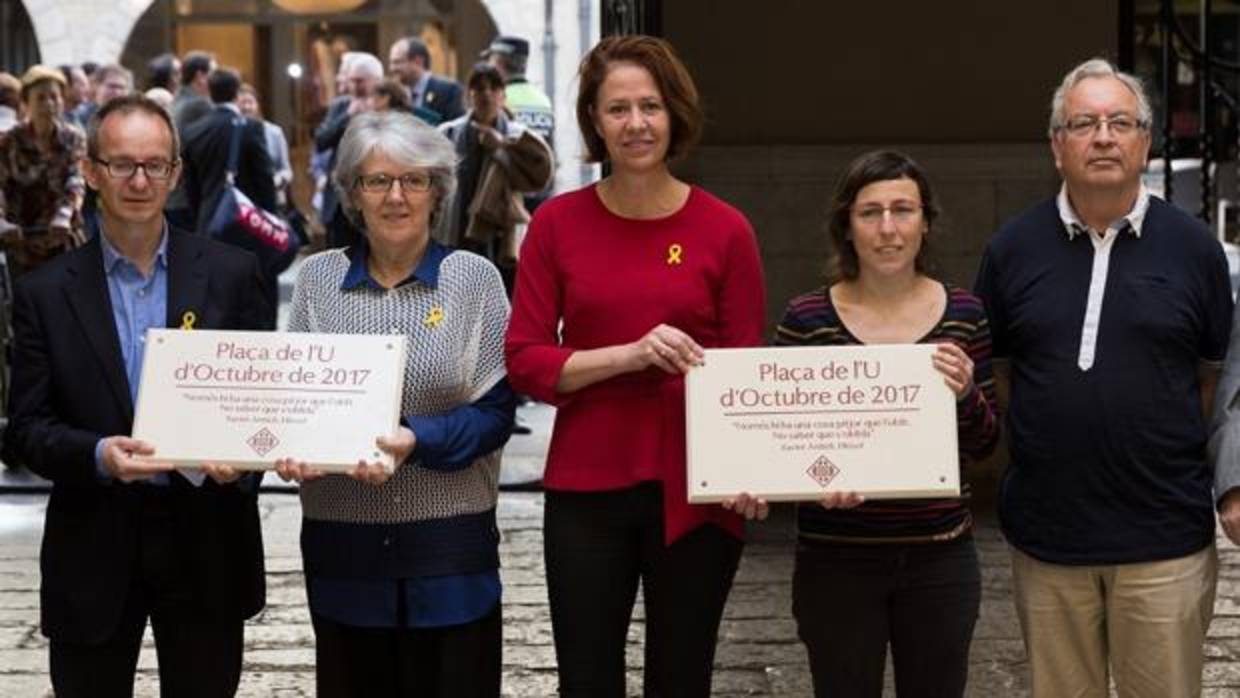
[774,283,1000,544]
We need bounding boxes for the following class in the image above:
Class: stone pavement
[3,405,1240,696]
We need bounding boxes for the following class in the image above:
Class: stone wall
[678,143,1060,331]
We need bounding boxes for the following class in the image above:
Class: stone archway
[20,0,153,66]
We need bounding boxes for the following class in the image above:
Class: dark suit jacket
[181,105,277,236]
[4,230,269,644]
[420,75,465,123]
[313,97,352,228]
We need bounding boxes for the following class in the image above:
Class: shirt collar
[100,222,169,276]
[412,72,431,100]
[1057,184,1150,240]
[340,237,449,291]
[217,102,242,116]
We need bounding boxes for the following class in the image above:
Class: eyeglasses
[1058,114,1148,138]
[852,203,923,226]
[92,157,178,180]
[355,172,433,195]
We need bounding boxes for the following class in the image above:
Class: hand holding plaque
[132,329,408,473]
[685,344,959,502]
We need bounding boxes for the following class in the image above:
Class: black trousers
[311,603,502,698]
[544,482,743,698]
[49,490,245,698]
[792,535,981,698]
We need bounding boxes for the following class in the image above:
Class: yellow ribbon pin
[180,311,197,330]
[667,243,683,265]
[424,307,444,328]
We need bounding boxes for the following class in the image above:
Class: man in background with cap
[484,34,555,215]
[0,65,86,279]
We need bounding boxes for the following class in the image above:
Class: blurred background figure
[167,50,215,230]
[483,34,556,220]
[76,64,134,236]
[76,64,133,126]
[145,52,181,93]
[172,51,214,132]
[388,36,463,125]
[369,77,415,117]
[0,65,86,279]
[238,81,307,249]
[57,65,89,128]
[314,51,381,249]
[144,87,174,111]
[438,62,552,286]
[180,67,278,325]
[239,83,293,199]
[0,73,20,133]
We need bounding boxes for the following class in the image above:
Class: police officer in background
[484,36,555,214]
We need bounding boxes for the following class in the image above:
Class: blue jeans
[792,535,981,698]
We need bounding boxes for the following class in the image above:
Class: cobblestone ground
[5,464,1240,697]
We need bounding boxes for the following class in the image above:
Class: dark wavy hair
[575,35,702,164]
[825,150,940,282]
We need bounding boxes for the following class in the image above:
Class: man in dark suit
[388,36,465,124]
[165,51,214,231]
[313,52,382,249]
[4,93,268,697]
[181,66,278,325]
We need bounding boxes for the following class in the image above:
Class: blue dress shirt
[92,227,169,480]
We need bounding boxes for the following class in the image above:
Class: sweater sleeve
[504,208,574,404]
[715,216,766,348]
[954,306,1000,461]
[405,378,517,471]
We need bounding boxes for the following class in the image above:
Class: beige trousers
[1010,544,1217,698]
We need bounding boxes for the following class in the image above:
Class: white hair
[332,110,458,229]
[1048,58,1153,138]
[346,52,384,80]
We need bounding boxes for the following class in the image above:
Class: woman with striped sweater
[775,150,1000,698]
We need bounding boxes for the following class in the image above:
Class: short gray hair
[1048,58,1153,138]
[346,52,384,80]
[332,110,458,229]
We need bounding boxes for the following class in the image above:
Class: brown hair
[575,35,702,163]
[86,93,180,161]
[825,150,939,282]
[372,78,413,112]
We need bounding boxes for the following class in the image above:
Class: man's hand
[99,436,173,482]
[1220,489,1240,546]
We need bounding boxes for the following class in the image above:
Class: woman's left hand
[722,492,769,521]
[349,427,417,487]
[932,342,974,398]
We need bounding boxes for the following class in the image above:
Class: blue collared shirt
[93,226,169,478]
[310,239,515,628]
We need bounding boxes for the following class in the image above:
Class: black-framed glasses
[92,157,178,180]
[355,172,433,195]
[1058,114,1148,138]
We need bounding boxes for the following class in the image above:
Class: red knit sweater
[505,184,767,543]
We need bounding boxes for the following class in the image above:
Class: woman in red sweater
[504,35,766,697]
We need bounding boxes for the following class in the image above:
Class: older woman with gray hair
[276,110,516,698]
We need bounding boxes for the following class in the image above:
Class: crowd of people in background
[0,32,556,290]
